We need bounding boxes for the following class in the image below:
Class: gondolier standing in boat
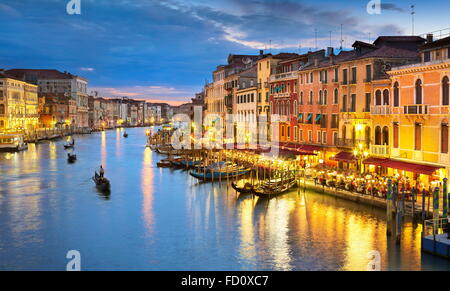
[99,165,105,178]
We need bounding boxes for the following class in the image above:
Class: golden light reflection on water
[101,131,107,167]
[115,129,122,157]
[141,148,154,235]
[236,197,256,265]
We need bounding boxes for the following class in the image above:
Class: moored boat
[231,180,254,194]
[252,178,297,198]
[67,153,77,163]
[0,134,27,152]
[157,159,172,168]
[123,132,128,138]
[92,173,111,192]
[189,166,250,182]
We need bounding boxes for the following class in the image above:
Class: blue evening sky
[0,0,449,104]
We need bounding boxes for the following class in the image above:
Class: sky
[0,0,449,105]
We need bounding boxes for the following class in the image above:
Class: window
[393,123,399,149]
[0,90,3,100]
[334,89,339,104]
[342,95,347,112]
[323,90,328,105]
[333,132,338,145]
[308,130,313,142]
[293,100,298,116]
[343,69,348,84]
[415,79,423,104]
[375,90,382,106]
[299,129,303,141]
[318,90,323,105]
[0,104,4,115]
[265,92,269,102]
[351,67,357,83]
[331,114,339,129]
[443,77,449,106]
[294,126,298,141]
[281,126,285,137]
[334,68,339,82]
[322,132,327,144]
[415,123,422,151]
[366,65,372,82]
[317,131,322,144]
[350,94,356,112]
[321,114,327,129]
[258,93,262,103]
[382,126,389,146]
[310,72,314,83]
[375,126,382,145]
[442,124,449,154]
[287,126,290,139]
[300,92,304,105]
[383,89,390,105]
[393,82,400,107]
[365,93,371,112]
[424,51,431,62]
[309,91,313,105]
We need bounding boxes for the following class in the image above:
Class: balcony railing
[370,144,390,157]
[269,71,299,82]
[272,92,292,98]
[371,105,392,115]
[336,138,370,148]
[403,104,429,115]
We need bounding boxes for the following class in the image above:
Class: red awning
[363,157,389,166]
[383,160,443,176]
[332,152,357,163]
[298,144,323,153]
[363,157,443,176]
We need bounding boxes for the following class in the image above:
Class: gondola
[180,160,202,169]
[189,167,250,182]
[231,180,254,194]
[67,154,77,163]
[157,159,172,168]
[252,178,297,198]
[123,132,129,138]
[64,143,75,149]
[92,173,111,192]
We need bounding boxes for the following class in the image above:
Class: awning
[363,157,389,166]
[332,152,357,163]
[383,160,443,176]
[297,113,303,121]
[363,158,443,176]
[306,113,313,121]
[315,114,322,122]
[298,144,323,154]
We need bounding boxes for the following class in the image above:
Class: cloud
[80,67,95,72]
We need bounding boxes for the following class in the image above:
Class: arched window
[393,82,400,107]
[375,90,382,106]
[393,123,399,148]
[443,76,449,106]
[323,90,328,105]
[342,125,347,141]
[334,89,339,104]
[383,89,390,105]
[415,79,423,104]
[309,91,313,105]
[382,126,389,145]
[319,90,323,105]
[375,126,382,145]
[286,101,291,116]
[300,92,304,105]
[441,123,449,154]
[293,100,298,116]
[365,127,371,145]
[0,104,4,115]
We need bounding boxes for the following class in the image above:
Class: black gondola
[231,180,254,194]
[251,178,297,198]
[123,132,128,138]
[92,172,111,192]
[67,153,77,163]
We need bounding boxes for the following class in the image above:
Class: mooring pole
[387,179,393,236]
[443,178,448,220]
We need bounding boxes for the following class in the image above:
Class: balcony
[336,138,369,148]
[272,92,293,99]
[403,104,429,115]
[269,71,299,82]
[370,144,390,157]
[371,105,392,115]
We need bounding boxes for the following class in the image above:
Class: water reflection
[0,127,450,270]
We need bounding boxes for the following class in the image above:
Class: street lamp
[354,143,369,173]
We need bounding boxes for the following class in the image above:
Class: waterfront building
[382,34,450,182]
[235,69,258,146]
[0,70,39,132]
[257,53,299,142]
[39,93,76,129]
[6,69,89,129]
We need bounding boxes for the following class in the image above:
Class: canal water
[1,127,450,271]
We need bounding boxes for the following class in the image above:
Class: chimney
[426,34,434,43]
[327,47,334,56]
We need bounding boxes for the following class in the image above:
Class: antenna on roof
[411,5,415,35]
[314,28,318,50]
